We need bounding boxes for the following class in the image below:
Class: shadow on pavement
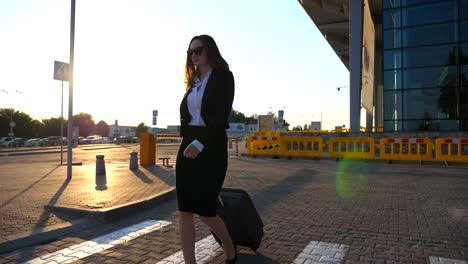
[16,176,72,262]
[0,166,60,209]
[141,165,174,186]
[130,168,155,184]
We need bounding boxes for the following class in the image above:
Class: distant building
[167,125,180,134]
[299,0,468,131]
[310,121,322,131]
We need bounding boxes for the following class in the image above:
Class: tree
[291,125,303,131]
[95,120,109,137]
[245,114,258,125]
[136,122,150,137]
[0,108,38,138]
[304,124,309,131]
[40,117,66,137]
[73,112,95,137]
[228,110,246,123]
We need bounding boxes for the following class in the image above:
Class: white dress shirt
[186,68,212,152]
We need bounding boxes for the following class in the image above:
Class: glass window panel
[384,90,403,120]
[403,44,459,68]
[384,120,403,131]
[404,120,441,131]
[462,44,468,65]
[384,0,401,9]
[384,9,401,29]
[402,0,443,7]
[463,86,468,123]
[402,23,457,47]
[403,66,459,89]
[402,1,457,27]
[384,29,401,49]
[463,66,468,86]
[461,20,468,42]
[461,0,468,20]
[384,70,402,90]
[403,88,459,120]
[384,49,402,69]
[438,120,460,131]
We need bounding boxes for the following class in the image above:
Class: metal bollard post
[130,151,138,170]
[96,155,106,176]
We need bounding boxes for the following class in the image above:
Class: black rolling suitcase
[213,188,263,252]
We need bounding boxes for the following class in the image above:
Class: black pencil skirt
[175,126,228,217]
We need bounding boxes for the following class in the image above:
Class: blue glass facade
[383,0,468,131]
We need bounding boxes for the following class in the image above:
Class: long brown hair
[184,35,229,89]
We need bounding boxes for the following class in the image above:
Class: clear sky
[0,0,352,130]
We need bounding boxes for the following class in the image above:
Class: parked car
[80,135,104,144]
[24,138,45,147]
[0,137,16,147]
[2,137,24,147]
[44,136,66,146]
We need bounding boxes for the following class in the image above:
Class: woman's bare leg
[199,216,236,259]
[179,211,196,264]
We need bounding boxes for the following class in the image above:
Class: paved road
[0,144,467,263]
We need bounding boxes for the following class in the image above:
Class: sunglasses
[187,46,204,56]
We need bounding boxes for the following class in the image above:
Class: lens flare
[336,157,368,199]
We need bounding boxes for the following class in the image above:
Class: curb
[46,187,176,223]
[0,218,97,254]
[0,150,63,156]
[0,188,176,255]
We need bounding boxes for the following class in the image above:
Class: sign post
[53,60,69,165]
[152,110,158,126]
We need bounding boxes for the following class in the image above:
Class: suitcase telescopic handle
[218,195,224,207]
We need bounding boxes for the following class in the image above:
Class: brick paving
[0,143,467,263]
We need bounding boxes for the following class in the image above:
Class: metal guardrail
[328,137,375,160]
[435,138,468,162]
[281,136,323,158]
[380,138,432,162]
[247,133,468,164]
[246,135,281,156]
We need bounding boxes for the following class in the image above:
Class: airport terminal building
[299,0,468,132]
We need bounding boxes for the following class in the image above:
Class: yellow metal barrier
[281,137,323,158]
[328,137,375,159]
[435,138,468,162]
[246,134,281,156]
[380,138,432,162]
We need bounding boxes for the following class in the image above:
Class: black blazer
[179,68,235,146]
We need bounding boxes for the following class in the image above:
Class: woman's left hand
[183,143,201,159]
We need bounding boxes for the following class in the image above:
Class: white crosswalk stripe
[157,235,223,264]
[293,240,349,264]
[429,256,468,264]
[21,220,172,264]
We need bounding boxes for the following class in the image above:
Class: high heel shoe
[225,244,238,264]
[225,252,237,264]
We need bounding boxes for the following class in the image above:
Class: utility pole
[67,0,76,179]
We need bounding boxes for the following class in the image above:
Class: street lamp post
[1,90,22,137]
[66,0,76,179]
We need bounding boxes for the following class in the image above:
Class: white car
[24,138,45,147]
[2,137,24,147]
[81,135,104,144]
[0,137,15,146]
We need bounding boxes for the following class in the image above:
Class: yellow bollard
[140,133,156,165]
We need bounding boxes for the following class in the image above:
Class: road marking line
[22,220,171,264]
[293,240,349,264]
[157,235,223,264]
[429,256,468,264]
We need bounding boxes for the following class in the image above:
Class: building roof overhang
[298,0,382,70]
